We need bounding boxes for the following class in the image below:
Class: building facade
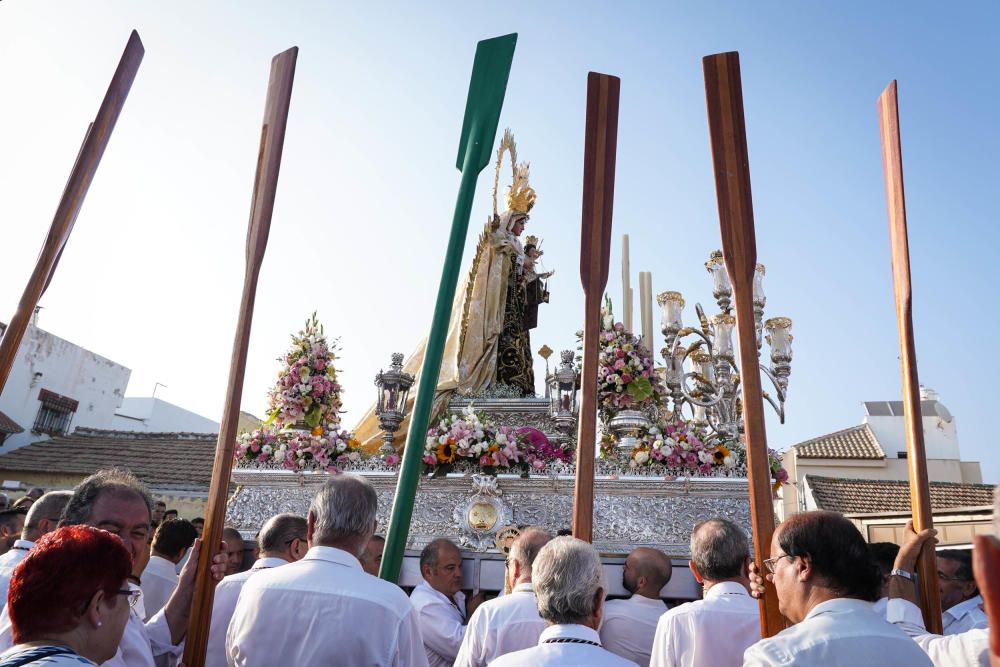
[0,322,130,450]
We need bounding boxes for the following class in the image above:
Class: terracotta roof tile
[0,427,217,488]
[806,475,995,514]
[791,424,885,460]
[0,410,23,435]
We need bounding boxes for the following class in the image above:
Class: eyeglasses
[117,589,142,609]
[762,554,794,574]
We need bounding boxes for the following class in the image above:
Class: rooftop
[806,474,995,514]
[0,410,23,435]
[791,424,885,460]
[0,427,217,489]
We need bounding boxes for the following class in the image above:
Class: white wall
[112,397,219,434]
[865,414,960,460]
[0,323,131,450]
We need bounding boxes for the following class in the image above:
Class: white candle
[622,234,632,332]
[640,272,654,349]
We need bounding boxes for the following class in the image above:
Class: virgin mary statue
[354,130,540,452]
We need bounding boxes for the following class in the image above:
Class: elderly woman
[0,525,134,666]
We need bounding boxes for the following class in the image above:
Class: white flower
[698,450,714,464]
[603,314,614,329]
[652,439,664,450]
[634,450,650,465]
[438,435,449,445]
[664,437,677,450]
[261,444,272,454]
[336,440,347,453]
[724,454,736,468]
[299,383,312,395]
[348,451,361,462]
[496,433,508,445]
[426,437,436,449]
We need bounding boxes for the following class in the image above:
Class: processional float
[0,31,144,394]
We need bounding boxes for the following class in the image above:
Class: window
[32,389,78,436]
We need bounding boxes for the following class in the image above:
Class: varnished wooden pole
[878,80,942,633]
[182,47,298,667]
[703,51,784,638]
[0,31,143,393]
[572,72,620,542]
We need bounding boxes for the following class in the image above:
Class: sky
[2,2,999,481]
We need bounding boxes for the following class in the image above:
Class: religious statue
[353,129,551,451]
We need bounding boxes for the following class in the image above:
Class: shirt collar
[303,545,363,570]
[626,593,668,606]
[704,581,752,599]
[415,580,466,608]
[146,554,178,577]
[10,539,33,551]
[251,556,289,570]
[945,594,983,618]
[539,623,601,645]
[513,582,534,593]
[804,597,873,620]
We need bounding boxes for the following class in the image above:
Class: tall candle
[639,272,654,349]
[622,234,632,331]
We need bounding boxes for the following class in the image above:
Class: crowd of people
[0,468,993,666]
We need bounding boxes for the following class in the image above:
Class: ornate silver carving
[452,475,514,551]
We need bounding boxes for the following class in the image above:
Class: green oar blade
[380,33,517,584]
[456,33,517,172]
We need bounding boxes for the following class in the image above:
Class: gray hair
[690,518,750,582]
[61,468,153,527]
[533,536,604,624]
[309,474,377,546]
[509,528,552,574]
[259,513,307,553]
[23,491,72,541]
[420,538,459,571]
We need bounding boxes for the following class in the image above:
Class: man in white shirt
[936,549,988,634]
[226,474,427,666]
[204,513,307,667]
[455,528,552,667]
[410,538,484,667]
[0,510,25,557]
[141,519,197,620]
[359,534,385,576]
[650,517,759,667]
[743,510,932,666]
[883,520,989,667]
[0,468,226,667]
[491,536,638,666]
[0,491,71,607]
[221,527,244,576]
[601,547,671,666]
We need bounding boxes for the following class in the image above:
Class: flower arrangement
[593,298,664,419]
[422,406,574,476]
[266,313,343,430]
[236,314,359,472]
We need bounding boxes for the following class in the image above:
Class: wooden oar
[878,80,942,633]
[182,47,298,667]
[572,72,620,543]
[380,33,517,583]
[702,51,784,637]
[0,31,143,393]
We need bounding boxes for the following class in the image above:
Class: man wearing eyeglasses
[0,491,71,611]
[0,468,228,667]
[205,513,307,667]
[936,550,987,635]
[743,511,933,666]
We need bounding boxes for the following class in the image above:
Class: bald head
[508,529,552,586]
[23,491,72,542]
[623,547,672,599]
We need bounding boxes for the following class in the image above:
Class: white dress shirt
[0,540,32,611]
[204,556,287,667]
[226,545,427,667]
[600,594,668,667]
[0,582,179,667]
[744,597,934,666]
[409,579,467,667]
[454,582,546,667]
[140,556,179,622]
[651,581,759,667]
[943,595,988,635]
[886,597,989,667]
[491,623,639,666]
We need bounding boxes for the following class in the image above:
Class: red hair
[8,525,132,642]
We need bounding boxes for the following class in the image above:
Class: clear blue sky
[2,2,998,480]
